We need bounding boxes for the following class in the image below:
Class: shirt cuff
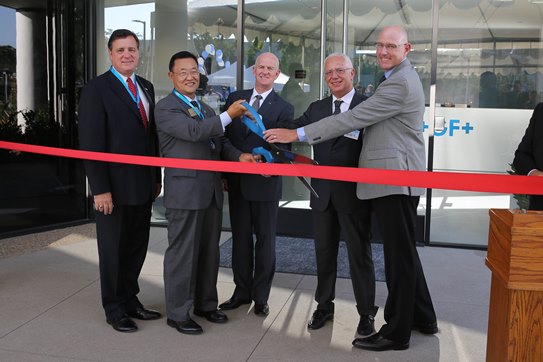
[219,111,232,131]
[297,127,307,142]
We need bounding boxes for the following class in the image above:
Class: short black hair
[169,51,198,72]
[108,29,139,50]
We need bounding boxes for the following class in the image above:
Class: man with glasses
[155,51,254,335]
[264,26,437,352]
[286,53,377,336]
[219,52,293,317]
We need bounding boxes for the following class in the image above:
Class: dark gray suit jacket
[155,92,241,210]
[304,59,426,200]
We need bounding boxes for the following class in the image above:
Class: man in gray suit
[264,26,437,351]
[155,51,255,335]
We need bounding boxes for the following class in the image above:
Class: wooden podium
[486,209,543,362]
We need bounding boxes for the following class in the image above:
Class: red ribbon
[1,140,542,195]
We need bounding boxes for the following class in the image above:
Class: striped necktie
[126,77,148,128]
[333,99,343,114]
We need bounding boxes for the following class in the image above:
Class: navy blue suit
[224,89,293,303]
[78,70,160,320]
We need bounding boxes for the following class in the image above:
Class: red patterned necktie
[126,77,148,128]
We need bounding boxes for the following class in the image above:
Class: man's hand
[529,170,543,177]
[239,153,261,163]
[226,99,248,119]
[94,192,114,215]
[263,128,299,143]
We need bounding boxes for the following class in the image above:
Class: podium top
[490,209,543,230]
[487,209,543,291]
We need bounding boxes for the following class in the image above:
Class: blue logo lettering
[423,119,474,137]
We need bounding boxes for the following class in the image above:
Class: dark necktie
[190,100,199,110]
[252,94,262,112]
[377,74,387,87]
[333,99,343,114]
[126,77,148,128]
[246,94,262,135]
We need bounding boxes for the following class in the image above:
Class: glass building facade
[1,0,542,247]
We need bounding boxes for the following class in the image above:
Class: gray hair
[324,53,354,69]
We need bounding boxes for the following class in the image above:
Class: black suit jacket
[78,70,161,205]
[513,102,543,209]
[289,92,367,212]
[224,89,294,202]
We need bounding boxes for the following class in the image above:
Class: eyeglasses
[172,70,200,79]
[324,68,352,77]
[375,42,406,51]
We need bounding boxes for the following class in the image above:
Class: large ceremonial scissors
[241,101,319,198]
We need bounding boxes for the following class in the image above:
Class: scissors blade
[269,144,318,165]
[295,173,320,199]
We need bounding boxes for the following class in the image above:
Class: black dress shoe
[126,307,162,320]
[167,318,203,335]
[307,309,334,330]
[219,297,252,310]
[254,303,269,316]
[412,321,438,334]
[107,316,138,333]
[193,309,228,323]
[356,314,376,336]
[352,333,409,351]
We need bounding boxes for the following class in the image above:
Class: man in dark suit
[155,51,254,335]
[264,26,437,351]
[78,29,162,333]
[219,52,294,316]
[288,53,377,336]
[513,102,543,210]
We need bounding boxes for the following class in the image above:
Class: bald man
[264,26,437,352]
[220,53,294,317]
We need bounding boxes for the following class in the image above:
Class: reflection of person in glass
[263,26,437,352]
[286,53,377,337]
[280,62,307,118]
[478,71,500,108]
[507,80,528,109]
[513,102,543,209]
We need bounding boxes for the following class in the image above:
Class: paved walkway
[0,224,489,361]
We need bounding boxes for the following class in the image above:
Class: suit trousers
[371,195,436,343]
[312,203,376,316]
[95,203,152,320]
[163,204,221,321]
[228,191,278,304]
[529,195,543,210]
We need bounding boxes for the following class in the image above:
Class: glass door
[427,0,542,247]
[0,0,88,236]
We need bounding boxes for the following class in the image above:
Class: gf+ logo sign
[423,119,474,136]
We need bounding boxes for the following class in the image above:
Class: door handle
[435,116,445,132]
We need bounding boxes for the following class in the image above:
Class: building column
[152,0,188,98]
[16,9,47,127]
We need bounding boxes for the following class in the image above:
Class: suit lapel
[136,76,154,108]
[350,93,365,109]
[106,71,141,120]
[258,90,275,114]
[317,96,333,117]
